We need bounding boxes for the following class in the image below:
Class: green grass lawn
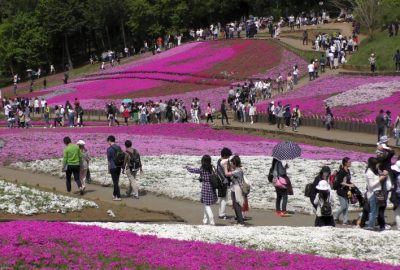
[348,31,400,72]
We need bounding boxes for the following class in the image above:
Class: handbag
[241,175,251,195]
[273,176,287,189]
[374,190,386,207]
[350,193,358,204]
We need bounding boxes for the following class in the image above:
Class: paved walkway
[214,121,391,149]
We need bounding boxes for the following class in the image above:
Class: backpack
[330,171,339,189]
[113,145,125,167]
[320,196,332,216]
[128,150,141,172]
[209,170,222,190]
[304,183,313,197]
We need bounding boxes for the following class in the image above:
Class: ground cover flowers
[257,75,400,121]
[0,221,397,269]
[77,222,400,265]
[0,123,370,165]
[0,180,97,215]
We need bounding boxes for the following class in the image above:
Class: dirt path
[0,166,357,227]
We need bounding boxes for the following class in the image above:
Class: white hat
[316,180,330,191]
[379,135,389,144]
[77,140,85,145]
[271,101,274,104]
[391,160,400,173]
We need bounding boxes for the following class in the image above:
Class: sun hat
[316,180,330,191]
[77,140,85,145]
[379,135,388,144]
[391,160,400,173]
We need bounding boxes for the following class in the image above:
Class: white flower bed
[74,222,400,265]
[12,156,367,214]
[325,81,400,107]
[0,180,98,215]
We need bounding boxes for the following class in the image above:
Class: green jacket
[63,144,81,166]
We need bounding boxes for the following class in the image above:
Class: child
[314,180,335,227]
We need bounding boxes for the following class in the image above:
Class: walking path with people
[0,166,347,227]
[215,121,396,149]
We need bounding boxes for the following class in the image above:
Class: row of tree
[0,0,325,79]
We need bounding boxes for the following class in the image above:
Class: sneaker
[113,197,122,201]
[218,215,228,220]
[79,187,84,195]
[385,224,391,230]
[279,211,290,217]
[133,195,139,199]
[275,210,282,216]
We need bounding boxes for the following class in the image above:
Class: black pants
[110,167,121,198]
[206,114,213,123]
[371,64,376,72]
[231,191,244,224]
[221,112,229,125]
[65,165,82,192]
[378,205,386,229]
[277,117,284,129]
[315,216,335,227]
[396,62,400,71]
[377,127,384,141]
[275,187,288,212]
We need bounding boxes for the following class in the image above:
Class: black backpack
[320,196,332,216]
[304,183,313,197]
[113,145,125,167]
[128,150,141,172]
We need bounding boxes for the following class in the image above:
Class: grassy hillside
[348,31,400,72]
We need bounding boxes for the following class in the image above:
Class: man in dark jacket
[107,135,122,201]
[220,99,229,125]
[376,110,385,141]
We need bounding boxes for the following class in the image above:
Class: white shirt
[34,100,39,108]
[41,100,46,107]
[365,169,382,199]
[308,64,315,72]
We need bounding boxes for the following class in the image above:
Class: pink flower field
[0,221,395,270]
[0,123,370,164]
[257,75,400,121]
[23,40,308,110]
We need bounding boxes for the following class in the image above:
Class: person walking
[62,137,84,195]
[394,49,400,72]
[216,147,232,220]
[43,103,50,128]
[123,140,143,199]
[365,157,388,230]
[223,155,247,225]
[275,102,284,130]
[376,110,385,141]
[268,158,294,217]
[314,180,335,227]
[303,30,308,45]
[249,102,256,124]
[107,135,124,201]
[77,140,90,190]
[220,99,229,125]
[390,160,400,230]
[205,103,214,124]
[186,155,217,225]
[369,53,377,73]
[333,157,353,225]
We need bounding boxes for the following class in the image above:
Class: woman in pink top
[205,103,214,124]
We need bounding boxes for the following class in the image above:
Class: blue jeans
[335,195,349,223]
[367,194,378,228]
[68,113,74,127]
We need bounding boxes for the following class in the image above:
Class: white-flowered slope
[0,180,98,215]
[75,222,400,265]
[12,156,367,213]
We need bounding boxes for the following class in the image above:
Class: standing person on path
[62,137,84,195]
[308,60,315,81]
[333,157,354,225]
[107,135,124,201]
[186,155,217,225]
[77,140,90,190]
[220,99,229,125]
[43,103,50,128]
[376,110,385,141]
[122,140,143,199]
[384,110,392,136]
[394,49,400,72]
[205,103,214,124]
[216,147,232,220]
[268,158,294,217]
[369,53,377,73]
[303,30,308,45]
[320,54,326,73]
[314,180,335,227]
[223,155,247,225]
[249,102,256,124]
[394,113,400,146]
[275,102,284,130]
[365,157,388,230]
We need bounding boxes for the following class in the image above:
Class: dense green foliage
[0,0,320,78]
